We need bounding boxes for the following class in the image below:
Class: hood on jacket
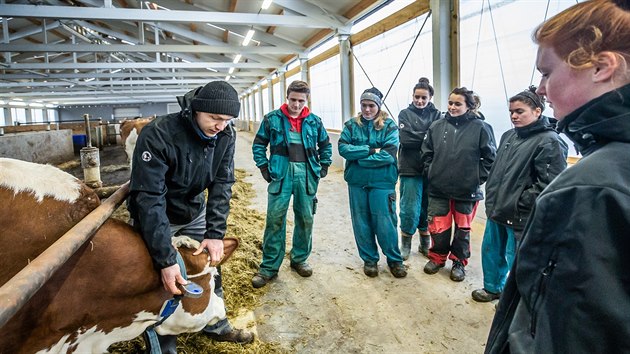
[407,101,438,116]
[559,83,630,155]
[514,115,555,138]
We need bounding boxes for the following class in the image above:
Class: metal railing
[0,182,130,328]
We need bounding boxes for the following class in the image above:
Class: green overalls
[259,130,316,276]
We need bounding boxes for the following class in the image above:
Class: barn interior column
[278,68,287,103]
[299,55,309,83]
[266,78,274,111]
[338,33,353,123]
[256,85,264,122]
[430,0,459,110]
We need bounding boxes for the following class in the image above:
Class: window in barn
[11,108,27,125]
[352,14,433,122]
[272,82,281,110]
[0,108,5,126]
[262,86,270,115]
[31,109,45,123]
[310,54,342,131]
[254,89,262,122]
[46,109,58,122]
[286,72,301,89]
[458,0,576,154]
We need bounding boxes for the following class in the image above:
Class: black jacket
[128,87,236,269]
[422,111,496,201]
[484,116,567,231]
[397,102,441,176]
[486,83,630,353]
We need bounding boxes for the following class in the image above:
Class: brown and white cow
[0,158,237,354]
[119,117,154,165]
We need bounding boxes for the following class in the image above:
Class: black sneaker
[364,263,378,277]
[290,262,313,277]
[472,288,501,302]
[450,261,466,282]
[423,260,444,275]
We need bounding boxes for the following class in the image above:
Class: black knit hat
[191,81,241,117]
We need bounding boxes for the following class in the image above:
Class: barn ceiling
[0,0,388,106]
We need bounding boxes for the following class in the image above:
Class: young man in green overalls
[251,80,333,288]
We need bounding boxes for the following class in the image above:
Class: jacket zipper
[185,151,192,183]
[530,256,557,337]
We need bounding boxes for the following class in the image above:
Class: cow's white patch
[0,158,82,203]
[157,267,226,335]
[172,235,201,249]
[124,127,138,166]
[36,311,159,354]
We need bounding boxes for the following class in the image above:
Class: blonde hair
[354,110,389,130]
[534,0,630,78]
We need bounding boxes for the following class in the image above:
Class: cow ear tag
[179,281,203,298]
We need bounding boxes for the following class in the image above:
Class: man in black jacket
[128,81,253,352]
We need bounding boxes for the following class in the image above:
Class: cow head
[154,236,239,336]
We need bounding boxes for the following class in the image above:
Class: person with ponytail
[471,86,567,303]
[421,87,496,282]
[339,87,407,279]
[486,1,630,352]
[397,78,442,260]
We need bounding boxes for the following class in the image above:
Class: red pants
[427,198,478,266]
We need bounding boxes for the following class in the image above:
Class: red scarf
[280,103,310,133]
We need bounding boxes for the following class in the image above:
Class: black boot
[419,234,431,256]
[400,232,412,260]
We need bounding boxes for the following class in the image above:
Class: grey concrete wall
[0,130,74,164]
[58,102,169,122]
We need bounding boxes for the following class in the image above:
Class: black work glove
[320,165,329,178]
[260,165,272,183]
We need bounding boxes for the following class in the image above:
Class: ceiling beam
[3,62,273,70]
[0,4,334,28]
[0,78,254,88]
[0,70,271,79]
[0,44,295,54]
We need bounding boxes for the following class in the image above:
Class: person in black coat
[471,86,567,303]
[421,87,496,282]
[129,81,254,351]
[397,77,441,260]
[485,1,630,352]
